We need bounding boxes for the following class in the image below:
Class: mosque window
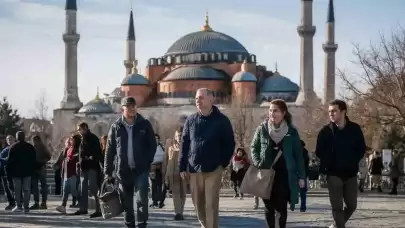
[175,56,181,64]
[237,54,243,62]
[202,53,208,62]
[211,53,216,61]
[166,56,172,64]
[223,53,228,60]
[216,52,222,61]
[157,58,162,65]
[196,54,202,62]
[250,55,256,63]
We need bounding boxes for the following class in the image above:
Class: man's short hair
[77,122,88,130]
[329,99,347,112]
[197,88,214,97]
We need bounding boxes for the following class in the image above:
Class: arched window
[175,56,181,64]
[223,53,228,60]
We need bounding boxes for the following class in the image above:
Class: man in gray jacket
[104,97,157,228]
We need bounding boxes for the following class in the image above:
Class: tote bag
[240,151,282,199]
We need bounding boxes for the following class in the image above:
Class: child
[230,148,249,199]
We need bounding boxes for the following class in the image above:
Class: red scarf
[67,147,74,161]
[233,154,248,164]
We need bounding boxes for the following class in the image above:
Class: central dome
[165,30,249,56]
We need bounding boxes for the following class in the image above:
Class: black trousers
[262,174,289,228]
[391,177,399,193]
[150,168,163,204]
[1,176,15,204]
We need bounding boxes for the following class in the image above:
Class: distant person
[389,150,402,195]
[30,135,51,210]
[149,134,165,208]
[230,147,249,200]
[163,125,188,220]
[0,135,16,210]
[300,140,310,212]
[6,131,36,213]
[358,154,368,192]
[104,96,157,228]
[369,151,383,192]
[315,99,366,228]
[179,88,235,228]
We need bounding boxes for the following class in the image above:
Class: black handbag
[98,179,123,219]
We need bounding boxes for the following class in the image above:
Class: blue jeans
[119,170,149,226]
[62,176,78,206]
[300,179,308,210]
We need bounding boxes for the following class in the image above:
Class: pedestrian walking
[300,140,310,212]
[30,135,51,210]
[230,147,249,200]
[104,96,157,228]
[179,88,235,228]
[149,134,165,208]
[6,131,36,213]
[369,151,383,192]
[250,99,306,228]
[74,122,103,218]
[358,155,368,192]
[389,150,402,195]
[0,135,16,210]
[315,99,366,228]
[163,126,188,220]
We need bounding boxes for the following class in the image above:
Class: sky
[1,0,405,118]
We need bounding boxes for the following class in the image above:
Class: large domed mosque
[53,0,337,138]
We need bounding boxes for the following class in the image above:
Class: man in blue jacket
[180,88,235,228]
[104,97,157,228]
[0,135,16,210]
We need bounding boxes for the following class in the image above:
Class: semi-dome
[232,71,257,82]
[260,73,299,93]
[121,73,149,86]
[78,96,114,114]
[108,87,124,98]
[162,66,227,81]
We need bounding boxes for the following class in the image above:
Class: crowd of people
[0,87,402,228]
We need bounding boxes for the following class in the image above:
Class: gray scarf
[267,120,289,144]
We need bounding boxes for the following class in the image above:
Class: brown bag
[240,151,282,199]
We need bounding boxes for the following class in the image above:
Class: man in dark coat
[105,97,157,228]
[0,135,16,210]
[6,131,36,212]
[73,122,103,218]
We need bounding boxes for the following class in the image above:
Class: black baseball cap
[121,96,136,106]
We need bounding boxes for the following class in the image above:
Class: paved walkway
[1,192,405,227]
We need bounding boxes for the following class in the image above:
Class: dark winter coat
[179,106,236,173]
[79,131,102,171]
[6,141,36,178]
[369,156,384,175]
[315,118,366,178]
[104,114,157,184]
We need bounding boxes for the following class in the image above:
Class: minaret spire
[60,0,82,109]
[323,0,338,103]
[295,0,317,106]
[124,3,136,76]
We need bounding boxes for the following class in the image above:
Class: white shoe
[329,224,336,228]
[12,206,23,212]
[56,205,66,214]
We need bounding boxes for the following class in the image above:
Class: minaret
[295,0,316,106]
[323,0,338,103]
[60,0,82,109]
[124,9,136,76]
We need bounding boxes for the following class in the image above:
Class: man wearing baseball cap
[104,96,157,228]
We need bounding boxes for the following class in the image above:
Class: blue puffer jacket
[0,146,10,176]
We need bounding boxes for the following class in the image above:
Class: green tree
[0,97,23,137]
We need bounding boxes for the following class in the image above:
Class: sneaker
[137,222,147,228]
[233,194,239,198]
[5,204,16,211]
[12,206,23,212]
[239,196,244,200]
[158,203,165,209]
[29,203,40,210]
[329,224,336,228]
[149,203,158,208]
[89,211,102,218]
[56,205,66,214]
[300,207,306,212]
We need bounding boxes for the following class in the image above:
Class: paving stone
[1,191,405,227]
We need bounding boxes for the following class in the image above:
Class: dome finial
[274,62,279,74]
[132,60,138,74]
[201,10,213,31]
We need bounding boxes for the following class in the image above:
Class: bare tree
[33,89,49,120]
[228,95,255,149]
[339,26,405,126]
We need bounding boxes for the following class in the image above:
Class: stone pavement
[1,191,405,228]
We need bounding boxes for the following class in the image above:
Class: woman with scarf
[250,99,306,228]
[230,147,249,199]
[55,134,81,213]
